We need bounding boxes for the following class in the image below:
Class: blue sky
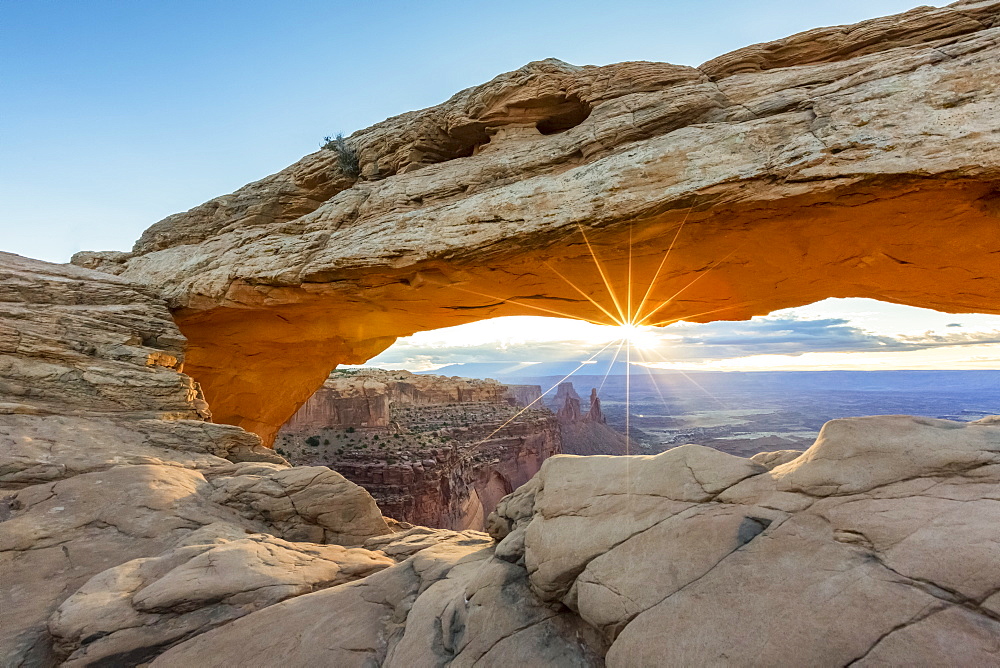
[2,0,924,262]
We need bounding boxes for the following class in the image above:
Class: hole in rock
[443,94,592,160]
[535,95,592,135]
[173,176,1000,534]
[441,125,492,161]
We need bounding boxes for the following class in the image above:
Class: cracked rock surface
[0,253,392,666]
[48,523,394,667]
[149,414,1000,666]
[494,415,1000,666]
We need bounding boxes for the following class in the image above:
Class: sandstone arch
[75,1,1000,445]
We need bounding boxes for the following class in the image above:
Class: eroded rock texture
[6,3,1000,666]
[152,414,1000,666]
[0,254,392,666]
[47,524,393,667]
[553,383,633,455]
[3,259,1000,666]
[276,369,559,530]
[75,0,1000,445]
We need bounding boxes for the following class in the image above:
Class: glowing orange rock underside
[175,180,1000,446]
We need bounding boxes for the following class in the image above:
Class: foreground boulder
[48,524,393,666]
[153,414,1000,666]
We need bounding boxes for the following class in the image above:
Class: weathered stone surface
[362,524,495,561]
[853,606,1000,666]
[517,446,767,601]
[487,414,1000,665]
[0,251,204,420]
[75,1,1000,446]
[0,415,271,489]
[718,414,1000,501]
[5,254,999,664]
[0,254,393,665]
[6,4,1000,665]
[750,447,804,469]
[48,523,393,666]
[153,538,604,668]
[209,463,391,545]
[1,465,255,666]
[148,414,1000,666]
[699,1,1000,77]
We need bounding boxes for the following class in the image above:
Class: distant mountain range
[422,363,1000,394]
[423,359,634,381]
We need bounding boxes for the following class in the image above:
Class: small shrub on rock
[321,133,360,177]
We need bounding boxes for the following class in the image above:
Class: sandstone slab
[0,254,394,665]
[48,522,392,666]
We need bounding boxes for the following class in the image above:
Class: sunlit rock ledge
[153,414,1000,666]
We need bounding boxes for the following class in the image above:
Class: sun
[613,322,660,349]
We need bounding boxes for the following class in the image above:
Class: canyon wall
[276,369,559,529]
[74,0,1000,446]
[326,421,559,532]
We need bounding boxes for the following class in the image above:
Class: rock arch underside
[4,2,996,665]
[76,0,1000,446]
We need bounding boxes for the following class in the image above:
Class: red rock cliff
[276,369,559,529]
[551,382,633,455]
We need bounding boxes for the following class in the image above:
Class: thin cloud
[367,315,1000,369]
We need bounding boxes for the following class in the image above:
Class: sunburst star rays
[429,206,745,451]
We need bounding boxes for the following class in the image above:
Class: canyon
[3,1,1000,665]
[275,370,629,530]
[276,369,559,530]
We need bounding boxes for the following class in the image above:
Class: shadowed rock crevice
[735,516,772,546]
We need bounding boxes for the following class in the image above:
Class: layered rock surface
[276,369,558,530]
[0,253,393,665]
[153,414,1000,666]
[280,368,542,432]
[75,0,1000,446]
